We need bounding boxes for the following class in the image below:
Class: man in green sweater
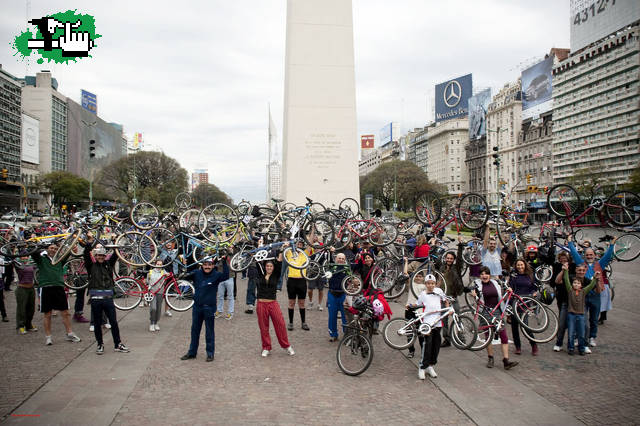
[32,243,81,346]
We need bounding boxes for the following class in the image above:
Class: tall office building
[426,118,469,194]
[0,65,23,209]
[192,169,209,191]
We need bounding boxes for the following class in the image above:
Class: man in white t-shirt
[407,274,449,380]
[481,226,502,278]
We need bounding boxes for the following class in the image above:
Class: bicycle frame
[400,304,455,336]
[422,206,464,235]
[336,218,382,241]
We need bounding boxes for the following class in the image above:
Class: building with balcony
[0,65,23,210]
[426,118,468,194]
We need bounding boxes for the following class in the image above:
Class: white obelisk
[281,0,359,207]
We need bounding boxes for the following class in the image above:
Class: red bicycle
[332,216,398,250]
[414,191,489,233]
[113,271,195,312]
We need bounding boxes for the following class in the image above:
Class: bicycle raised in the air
[112,270,195,312]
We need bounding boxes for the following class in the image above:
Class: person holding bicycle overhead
[83,237,129,355]
[327,250,349,342]
[434,235,465,347]
[506,259,539,356]
[466,266,518,370]
[482,227,502,279]
[180,256,229,362]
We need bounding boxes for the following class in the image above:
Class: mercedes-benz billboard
[435,74,472,123]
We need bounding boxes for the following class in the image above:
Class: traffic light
[526,174,532,184]
[89,139,96,158]
[0,168,7,180]
[492,146,500,166]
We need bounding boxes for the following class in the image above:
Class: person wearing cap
[406,273,448,380]
[83,236,129,354]
[180,255,229,362]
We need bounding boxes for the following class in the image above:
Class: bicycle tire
[165,279,195,311]
[229,251,252,272]
[310,202,326,215]
[283,247,309,270]
[449,314,478,350]
[62,258,88,290]
[145,227,178,267]
[372,258,401,294]
[613,233,640,262]
[302,260,321,281]
[464,291,478,311]
[382,318,417,350]
[338,198,360,218]
[0,240,39,258]
[332,227,352,251]
[198,203,239,244]
[458,193,489,230]
[410,267,447,299]
[179,209,202,236]
[175,192,192,209]
[368,222,398,247]
[415,190,442,225]
[342,274,363,296]
[115,231,157,267]
[336,333,373,376]
[113,277,143,310]
[51,230,81,265]
[534,265,553,282]
[302,217,335,248]
[512,296,548,333]
[130,202,159,230]
[496,216,513,247]
[467,312,493,351]
[462,245,482,266]
[605,191,640,226]
[520,305,558,344]
[547,184,580,218]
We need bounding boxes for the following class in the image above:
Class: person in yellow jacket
[286,240,312,331]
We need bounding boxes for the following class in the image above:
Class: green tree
[625,162,640,194]
[191,183,233,208]
[360,160,444,211]
[96,151,189,208]
[566,166,616,198]
[41,171,90,207]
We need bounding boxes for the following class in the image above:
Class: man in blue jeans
[181,257,229,362]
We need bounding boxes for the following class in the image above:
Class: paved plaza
[1,259,639,425]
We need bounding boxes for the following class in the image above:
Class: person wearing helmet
[406,274,448,379]
[506,259,539,356]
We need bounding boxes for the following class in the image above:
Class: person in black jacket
[434,236,465,347]
[83,236,129,355]
[327,251,350,342]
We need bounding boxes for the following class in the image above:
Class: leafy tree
[566,166,616,199]
[360,160,444,211]
[96,151,189,208]
[625,162,640,194]
[191,183,233,208]
[41,171,90,207]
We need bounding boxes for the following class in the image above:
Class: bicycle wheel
[130,202,159,230]
[0,240,39,258]
[230,251,253,272]
[520,305,558,344]
[62,258,88,290]
[336,333,373,376]
[165,279,195,311]
[368,222,398,247]
[449,314,478,350]
[410,267,447,299]
[302,217,335,248]
[113,277,143,310]
[302,260,321,281]
[51,230,81,265]
[464,291,478,311]
[179,209,202,237]
[547,184,580,218]
[372,258,401,294]
[342,274,363,296]
[198,203,239,244]
[462,245,482,266]
[339,198,360,218]
[468,312,493,351]
[613,233,640,261]
[415,190,442,225]
[332,227,352,251]
[249,216,279,243]
[282,247,309,270]
[458,193,489,230]
[534,265,553,282]
[382,318,417,350]
[605,191,640,226]
[496,216,514,247]
[145,227,178,267]
[513,296,548,333]
[175,192,192,209]
[115,231,157,267]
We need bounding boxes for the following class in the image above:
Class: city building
[358,149,381,176]
[552,22,640,185]
[191,169,209,190]
[0,65,23,210]
[426,118,468,194]
[411,126,430,173]
[267,161,281,200]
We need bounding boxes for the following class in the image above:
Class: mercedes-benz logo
[444,80,462,108]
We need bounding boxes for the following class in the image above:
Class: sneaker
[215,311,222,319]
[553,345,562,352]
[418,369,426,380]
[149,324,156,332]
[27,326,38,332]
[286,346,295,356]
[328,336,338,342]
[66,333,81,343]
[503,359,518,370]
[206,355,214,362]
[18,327,27,335]
[426,366,437,378]
[261,349,270,357]
[486,357,494,368]
[45,336,53,346]
[73,314,90,323]
[114,343,130,353]
[89,325,95,332]
[225,313,233,321]
[317,305,323,311]
[105,323,111,329]
[165,310,173,317]
[154,324,160,331]
[589,338,597,347]
[308,301,313,309]
[244,308,254,314]
[96,344,104,355]
[568,349,575,356]
[301,323,310,331]
[287,323,294,331]
[584,347,592,354]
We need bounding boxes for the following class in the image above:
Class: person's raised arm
[567,234,584,265]
[455,235,465,273]
[562,265,571,292]
[483,226,490,249]
[598,237,617,269]
[584,271,600,294]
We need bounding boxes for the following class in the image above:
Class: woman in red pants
[255,251,295,358]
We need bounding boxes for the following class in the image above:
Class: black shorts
[40,286,69,313]
[287,278,307,300]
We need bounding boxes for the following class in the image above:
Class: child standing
[406,274,448,380]
[563,264,599,355]
[147,260,168,332]
[14,257,37,334]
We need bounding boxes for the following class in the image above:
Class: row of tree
[40,151,232,209]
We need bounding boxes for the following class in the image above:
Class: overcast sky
[0,0,570,203]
